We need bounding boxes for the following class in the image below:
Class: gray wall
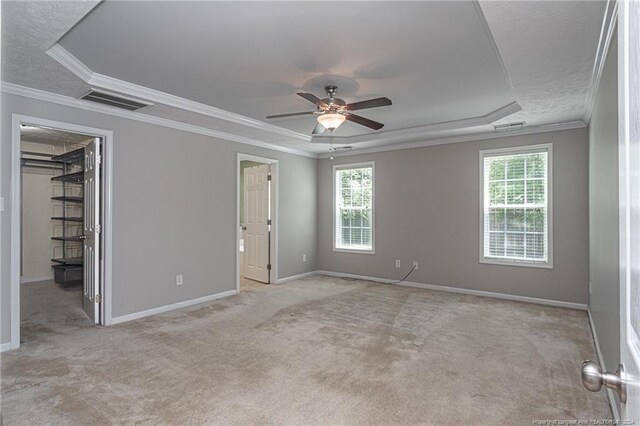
[1,93,317,344]
[588,34,620,409]
[318,128,590,304]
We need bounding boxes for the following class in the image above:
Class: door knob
[581,360,627,403]
[241,226,247,231]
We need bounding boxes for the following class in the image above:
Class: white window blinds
[481,146,551,265]
[334,164,374,252]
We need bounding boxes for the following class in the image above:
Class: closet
[20,129,91,288]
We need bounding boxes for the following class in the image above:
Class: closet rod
[21,151,54,158]
[21,159,64,170]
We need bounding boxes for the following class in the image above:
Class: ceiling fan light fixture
[317,113,346,131]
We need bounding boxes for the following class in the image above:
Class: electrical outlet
[395,259,401,268]
[413,261,419,270]
[176,274,183,286]
[302,254,307,262]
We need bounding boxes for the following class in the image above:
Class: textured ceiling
[480,0,606,127]
[1,1,607,155]
[21,126,93,146]
[1,0,101,97]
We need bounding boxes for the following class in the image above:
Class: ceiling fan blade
[346,97,392,111]
[312,123,326,135]
[346,113,384,130]
[265,111,315,119]
[297,92,322,104]
[297,92,329,108]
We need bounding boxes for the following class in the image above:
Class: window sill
[480,258,553,269]
[333,248,375,255]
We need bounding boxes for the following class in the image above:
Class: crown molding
[314,101,522,146]
[2,82,587,161]
[47,43,94,82]
[1,82,317,158]
[46,44,312,142]
[472,0,518,97]
[46,43,528,151]
[583,0,618,124]
[317,120,587,159]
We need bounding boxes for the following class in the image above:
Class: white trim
[318,121,586,159]
[46,44,311,143]
[46,44,94,81]
[0,343,11,353]
[3,82,590,159]
[110,290,238,325]
[314,102,522,146]
[472,0,517,97]
[0,82,316,159]
[584,0,619,124]
[10,115,115,349]
[478,143,554,269]
[236,153,279,294]
[332,161,375,254]
[316,270,587,310]
[20,276,54,284]
[46,43,528,152]
[275,271,318,284]
[587,308,621,421]
[479,258,553,269]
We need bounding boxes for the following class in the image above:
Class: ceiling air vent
[494,122,525,132]
[80,90,152,111]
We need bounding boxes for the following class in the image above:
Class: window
[334,163,374,253]
[480,144,552,268]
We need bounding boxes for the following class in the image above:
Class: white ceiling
[1,1,607,156]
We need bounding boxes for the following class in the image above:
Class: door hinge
[267,264,272,271]
[96,154,102,165]
[95,294,102,304]
[267,219,272,226]
[267,174,272,181]
[96,224,102,234]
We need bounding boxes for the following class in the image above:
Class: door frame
[236,153,278,292]
[9,114,114,349]
[618,0,640,419]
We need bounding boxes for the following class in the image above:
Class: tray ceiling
[1,1,608,155]
[58,1,516,137]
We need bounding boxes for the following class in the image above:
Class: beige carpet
[1,277,610,425]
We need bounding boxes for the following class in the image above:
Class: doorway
[9,115,113,350]
[236,154,278,293]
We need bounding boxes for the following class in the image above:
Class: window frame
[333,161,376,254]
[478,143,553,269]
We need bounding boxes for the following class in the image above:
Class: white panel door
[83,138,101,323]
[243,165,270,283]
[619,0,640,419]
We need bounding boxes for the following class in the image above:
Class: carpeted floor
[1,277,610,425]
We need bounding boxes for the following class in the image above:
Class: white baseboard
[276,271,318,284]
[316,270,587,310]
[587,308,620,421]
[110,289,238,325]
[20,275,53,284]
[0,342,11,352]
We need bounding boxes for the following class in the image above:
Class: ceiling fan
[266,85,392,135]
